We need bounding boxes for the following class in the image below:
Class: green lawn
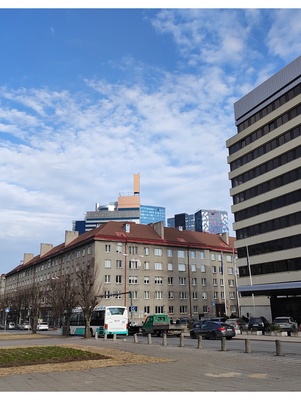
[0,346,110,368]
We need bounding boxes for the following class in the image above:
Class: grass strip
[0,346,110,368]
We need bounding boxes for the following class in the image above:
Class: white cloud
[267,9,301,60]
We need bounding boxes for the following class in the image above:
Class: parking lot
[0,330,301,391]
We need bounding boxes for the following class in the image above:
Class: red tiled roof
[5,221,236,276]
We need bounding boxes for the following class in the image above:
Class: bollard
[244,338,251,353]
[221,336,226,351]
[134,333,138,343]
[147,333,152,345]
[275,340,284,356]
[104,333,107,341]
[197,335,203,349]
[162,333,167,346]
[179,332,184,347]
[95,331,98,340]
[113,332,117,341]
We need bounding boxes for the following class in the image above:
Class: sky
[1,4,301,275]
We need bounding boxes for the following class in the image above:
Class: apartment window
[201,278,207,286]
[168,277,173,285]
[221,292,225,299]
[227,267,234,274]
[214,292,219,299]
[155,291,163,299]
[219,266,224,274]
[144,306,150,314]
[144,276,150,284]
[131,291,138,300]
[76,250,81,258]
[144,247,150,256]
[129,276,138,284]
[116,260,122,269]
[218,254,222,262]
[155,262,163,270]
[168,263,173,271]
[178,263,186,272]
[212,266,217,273]
[192,291,198,299]
[155,306,164,313]
[226,255,232,262]
[192,278,197,286]
[202,292,207,299]
[220,279,224,286]
[211,253,216,261]
[116,275,122,284]
[155,276,163,285]
[228,279,235,287]
[229,292,236,299]
[104,275,111,284]
[178,250,185,258]
[154,248,163,256]
[144,261,150,270]
[191,264,196,272]
[144,291,150,300]
[167,249,172,257]
[190,251,196,259]
[200,251,205,259]
[129,246,138,255]
[168,291,174,299]
[179,277,187,285]
[105,259,111,269]
[203,306,209,313]
[180,306,188,314]
[105,244,111,253]
[200,265,206,273]
[179,291,187,299]
[129,260,138,269]
[87,246,91,255]
[213,278,218,286]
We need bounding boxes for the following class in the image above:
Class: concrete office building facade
[227,55,301,322]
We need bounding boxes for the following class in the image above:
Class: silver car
[273,316,298,332]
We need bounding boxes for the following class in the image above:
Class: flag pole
[246,245,256,316]
[221,252,227,316]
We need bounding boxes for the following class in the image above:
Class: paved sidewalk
[0,333,301,391]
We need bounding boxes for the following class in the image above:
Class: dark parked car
[226,318,248,333]
[248,316,271,333]
[190,320,235,340]
[210,317,229,323]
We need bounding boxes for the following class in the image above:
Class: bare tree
[75,259,102,338]
[60,274,77,336]
[46,274,77,336]
[26,282,44,334]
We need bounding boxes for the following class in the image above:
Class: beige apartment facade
[2,221,237,326]
[227,55,301,323]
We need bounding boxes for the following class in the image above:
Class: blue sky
[1,6,301,275]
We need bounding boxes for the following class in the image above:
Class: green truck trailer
[141,314,184,336]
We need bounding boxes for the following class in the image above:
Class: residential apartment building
[74,173,166,234]
[227,55,301,323]
[2,221,237,325]
[167,209,229,234]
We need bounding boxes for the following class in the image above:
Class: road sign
[131,306,135,311]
